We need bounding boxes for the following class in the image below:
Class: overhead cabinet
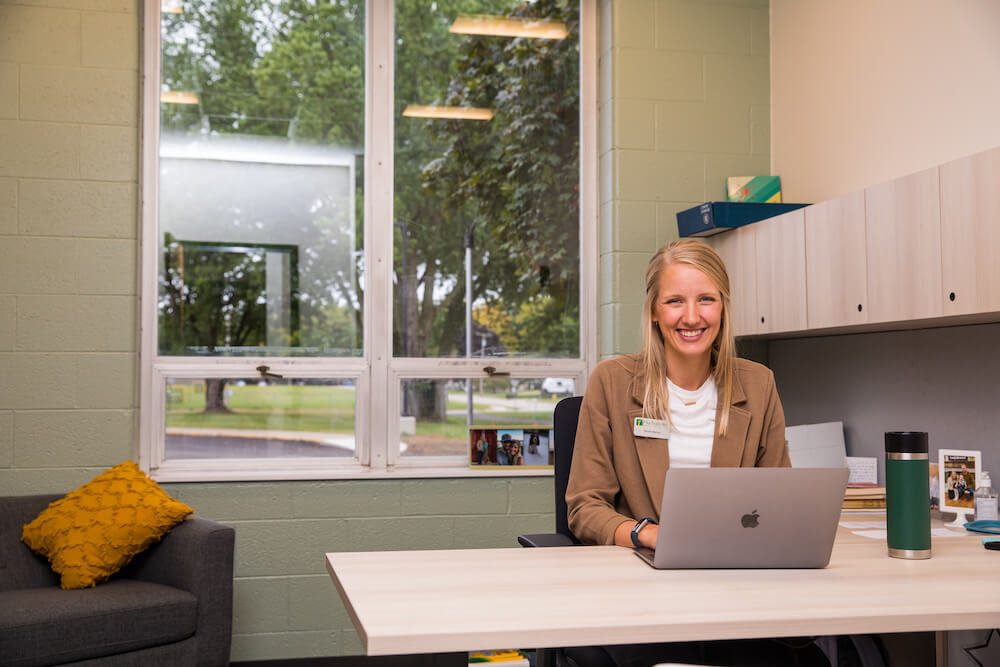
[939,147,1000,316]
[703,146,1000,338]
[804,190,868,329]
[864,166,943,323]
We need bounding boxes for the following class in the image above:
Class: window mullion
[366,0,395,471]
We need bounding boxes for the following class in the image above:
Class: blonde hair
[638,239,736,435]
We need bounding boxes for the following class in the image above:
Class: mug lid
[885,431,928,454]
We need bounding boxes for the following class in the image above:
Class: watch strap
[630,517,657,548]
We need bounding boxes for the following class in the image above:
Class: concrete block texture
[617,149,703,202]
[749,5,769,56]
[0,353,77,409]
[454,513,553,548]
[0,466,108,495]
[288,575,351,632]
[0,121,79,179]
[76,239,136,295]
[401,477,508,515]
[704,54,769,104]
[0,5,81,67]
[82,11,138,69]
[654,0,753,55]
[234,577,292,633]
[80,125,139,180]
[235,518,350,577]
[230,630,338,663]
[20,65,138,125]
[508,476,555,514]
[655,202,688,247]
[16,295,136,351]
[609,200,657,253]
[614,0,654,49]
[346,515,456,552]
[655,101,751,154]
[13,409,132,466]
[600,251,650,306]
[0,64,16,120]
[14,0,137,11]
[0,237,79,294]
[0,178,15,235]
[0,296,13,350]
[0,412,12,467]
[614,98,655,150]
[19,180,137,237]
[75,352,135,408]
[751,103,770,155]
[614,48,701,101]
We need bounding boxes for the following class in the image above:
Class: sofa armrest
[120,515,235,667]
[517,532,579,548]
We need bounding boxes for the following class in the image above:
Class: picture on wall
[939,449,982,513]
[469,426,553,468]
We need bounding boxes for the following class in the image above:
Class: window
[141,0,597,481]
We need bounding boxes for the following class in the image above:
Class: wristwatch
[630,517,657,548]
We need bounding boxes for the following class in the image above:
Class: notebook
[634,467,849,569]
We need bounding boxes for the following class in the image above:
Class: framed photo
[939,449,982,513]
[469,425,553,468]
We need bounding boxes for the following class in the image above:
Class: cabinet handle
[857,304,863,312]
[949,292,956,302]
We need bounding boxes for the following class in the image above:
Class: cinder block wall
[599,0,771,358]
[0,1,554,661]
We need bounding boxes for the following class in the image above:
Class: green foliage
[158,0,582,417]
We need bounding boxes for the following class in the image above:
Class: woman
[565,240,826,667]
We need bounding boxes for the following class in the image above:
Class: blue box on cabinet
[676,202,809,237]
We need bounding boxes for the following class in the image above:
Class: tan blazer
[566,355,791,545]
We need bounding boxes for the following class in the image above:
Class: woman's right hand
[638,523,658,549]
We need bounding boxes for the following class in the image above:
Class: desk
[326,520,1000,658]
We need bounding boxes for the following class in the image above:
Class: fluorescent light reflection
[450,14,568,40]
[161,91,199,105]
[402,105,494,121]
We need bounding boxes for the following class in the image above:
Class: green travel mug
[885,432,931,559]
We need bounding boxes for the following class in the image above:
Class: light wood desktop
[326,517,1000,662]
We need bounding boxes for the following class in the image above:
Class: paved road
[165,428,354,459]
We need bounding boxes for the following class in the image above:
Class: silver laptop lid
[638,467,849,569]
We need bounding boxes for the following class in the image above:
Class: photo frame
[469,425,553,469]
[939,449,982,519]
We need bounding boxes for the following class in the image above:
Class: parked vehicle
[540,377,575,398]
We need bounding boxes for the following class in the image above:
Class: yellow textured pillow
[21,461,194,590]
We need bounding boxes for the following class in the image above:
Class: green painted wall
[599,0,771,358]
[0,0,770,661]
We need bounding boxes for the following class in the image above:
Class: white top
[666,375,717,468]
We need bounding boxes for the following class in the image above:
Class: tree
[157,0,581,421]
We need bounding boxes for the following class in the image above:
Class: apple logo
[741,510,760,528]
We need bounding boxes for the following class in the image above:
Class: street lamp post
[464,223,475,428]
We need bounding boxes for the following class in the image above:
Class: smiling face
[652,262,723,372]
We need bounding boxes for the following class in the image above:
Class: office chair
[518,395,584,548]
[517,396,615,667]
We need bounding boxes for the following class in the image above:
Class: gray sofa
[0,494,235,666]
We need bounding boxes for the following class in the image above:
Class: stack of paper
[843,483,886,510]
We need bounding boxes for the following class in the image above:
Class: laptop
[634,467,849,569]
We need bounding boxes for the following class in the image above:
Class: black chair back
[553,395,584,543]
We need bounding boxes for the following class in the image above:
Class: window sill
[148,459,554,483]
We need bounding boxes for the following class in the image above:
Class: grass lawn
[166,383,557,440]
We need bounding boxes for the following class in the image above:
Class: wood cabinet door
[755,209,807,334]
[805,190,869,329]
[864,167,943,323]
[706,227,758,337]
[940,147,1000,315]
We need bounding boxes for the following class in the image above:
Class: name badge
[633,417,671,439]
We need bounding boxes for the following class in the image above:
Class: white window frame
[138,0,599,482]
